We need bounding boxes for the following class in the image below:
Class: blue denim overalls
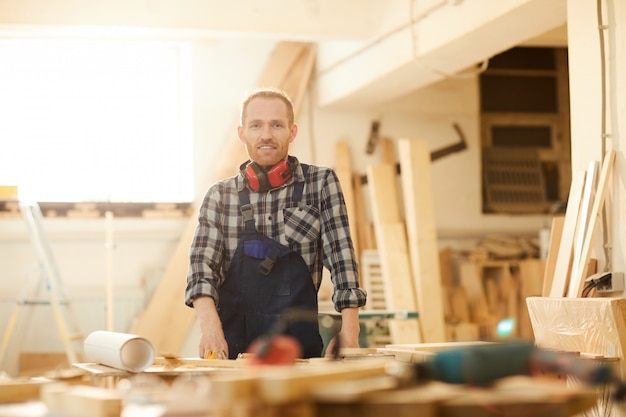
[217,166,323,359]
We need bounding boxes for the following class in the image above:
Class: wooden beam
[129,42,317,355]
[335,141,360,263]
[398,139,445,342]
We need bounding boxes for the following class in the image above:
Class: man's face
[238,97,297,167]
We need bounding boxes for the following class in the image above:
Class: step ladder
[0,201,84,367]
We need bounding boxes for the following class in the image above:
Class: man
[185,88,366,359]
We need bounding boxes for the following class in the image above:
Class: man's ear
[237,126,246,144]
[289,123,298,143]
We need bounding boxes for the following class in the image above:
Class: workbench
[0,346,602,417]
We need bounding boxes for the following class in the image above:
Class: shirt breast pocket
[283,205,320,243]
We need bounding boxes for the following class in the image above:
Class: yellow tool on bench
[204,350,227,360]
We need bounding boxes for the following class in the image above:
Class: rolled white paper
[84,331,155,372]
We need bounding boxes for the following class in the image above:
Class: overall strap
[237,178,256,232]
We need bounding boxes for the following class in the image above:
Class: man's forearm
[340,307,360,347]
[193,296,221,332]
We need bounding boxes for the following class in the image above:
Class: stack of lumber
[337,138,550,345]
[453,257,545,341]
[337,138,446,345]
[544,150,615,298]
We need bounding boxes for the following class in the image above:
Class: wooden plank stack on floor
[130,42,318,355]
[356,138,447,344]
[367,164,422,344]
[566,150,615,298]
[569,161,599,295]
[545,149,615,299]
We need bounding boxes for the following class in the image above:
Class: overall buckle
[258,257,276,275]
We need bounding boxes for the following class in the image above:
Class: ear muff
[244,160,293,192]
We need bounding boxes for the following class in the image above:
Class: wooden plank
[376,224,420,314]
[377,223,422,343]
[451,322,481,342]
[382,341,492,353]
[352,171,372,251]
[541,215,565,297]
[257,361,389,404]
[398,138,446,342]
[129,42,317,355]
[517,259,545,340]
[458,262,489,324]
[379,137,396,164]
[439,247,454,288]
[367,164,421,344]
[0,380,47,403]
[548,170,586,297]
[42,385,122,417]
[567,150,616,297]
[152,356,249,368]
[19,352,69,376]
[335,141,360,264]
[448,287,471,323]
[570,160,599,288]
[367,164,401,223]
[277,43,317,116]
[518,259,546,299]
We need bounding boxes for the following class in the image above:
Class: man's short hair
[240,88,295,126]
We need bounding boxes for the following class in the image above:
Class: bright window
[0,39,193,203]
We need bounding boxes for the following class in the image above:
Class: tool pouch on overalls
[240,204,287,276]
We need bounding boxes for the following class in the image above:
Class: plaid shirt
[185,156,367,312]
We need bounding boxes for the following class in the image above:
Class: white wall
[309,73,549,240]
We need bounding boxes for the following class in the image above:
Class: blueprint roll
[84,331,155,373]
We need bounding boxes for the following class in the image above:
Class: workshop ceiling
[0,0,568,108]
[0,0,381,40]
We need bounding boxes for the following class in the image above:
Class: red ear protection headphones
[244,160,293,192]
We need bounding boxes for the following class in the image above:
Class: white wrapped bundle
[84,331,155,372]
